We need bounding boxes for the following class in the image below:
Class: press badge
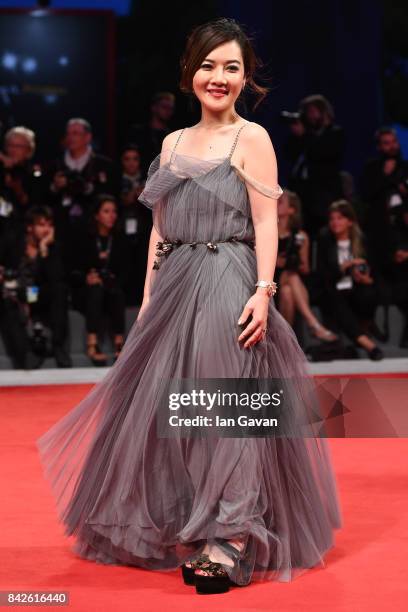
[125,218,138,235]
[26,285,39,303]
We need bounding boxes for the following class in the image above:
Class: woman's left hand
[237,292,270,348]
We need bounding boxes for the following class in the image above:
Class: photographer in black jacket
[283,94,345,239]
[361,127,408,277]
[0,126,44,239]
[0,206,71,368]
[46,118,119,271]
[389,201,408,348]
[317,200,384,360]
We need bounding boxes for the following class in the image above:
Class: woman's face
[122,150,141,175]
[95,201,117,230]
[277,194,291,218]
[192,40,246,112]
[329,211,352,236]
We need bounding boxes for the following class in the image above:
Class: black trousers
[391,280,408,312]
[328,283,379,342]
[31,281,70,347]
[72,284,126,335]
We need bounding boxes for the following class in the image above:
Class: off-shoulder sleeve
[231,162,284,199]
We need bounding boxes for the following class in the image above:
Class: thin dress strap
[170,127,186,164]
[228,121,250,159]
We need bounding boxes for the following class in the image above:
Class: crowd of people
[0,92,407,368]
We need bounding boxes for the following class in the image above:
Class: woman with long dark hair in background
[276,189,337,342]
[70,194,128,365]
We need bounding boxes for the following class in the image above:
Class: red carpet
[1,384,407,611]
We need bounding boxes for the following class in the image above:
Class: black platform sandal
[181,553,210,585]
[194,558,231,594]
[194,540,248,594]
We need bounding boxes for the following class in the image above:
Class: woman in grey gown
[36,17,342,595]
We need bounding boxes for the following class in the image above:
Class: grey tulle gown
[36,121,342,586]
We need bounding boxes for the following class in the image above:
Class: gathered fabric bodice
[138,121,284,244]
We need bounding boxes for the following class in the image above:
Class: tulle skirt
[36,241,342,586]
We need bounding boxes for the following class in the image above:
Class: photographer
[276,190,337,342]
[70,195,128,366]
[317,200,384,360]
[283,94,345,239]
[389,201,408,348]
[118,144,151,305]
[0,126,44,239]
[46,118,119,266]
[0,206,71,369]
[361,127,408,277]
[127,91,175,177]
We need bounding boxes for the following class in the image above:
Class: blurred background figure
[127,91,176,176]
[0,206,71,369]
[46,118,119,270]
[118,144,151,306]
[317,200,384,360]
[0,126,44,239]
[361,126,408,279]
[276,189,337,343]
[69,194,128,367]
[283,94,345,240]
[389,201,408,348]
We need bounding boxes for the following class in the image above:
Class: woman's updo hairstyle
[180,17,269,111]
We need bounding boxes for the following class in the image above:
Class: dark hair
[121,143,141,157]
[90,193,118,234]
[299,94,335,123]
[151,91,175,105]
[180,17,269,111]
[282,189,303,232]
[25,205,54,227]
[374,126,397,145]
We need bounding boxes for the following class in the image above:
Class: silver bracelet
[255,280,278,297]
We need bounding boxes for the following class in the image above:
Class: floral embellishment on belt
[153,237,182,270]
[152,235,255,270]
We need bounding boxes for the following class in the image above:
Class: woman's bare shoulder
[243,120,271,140]
[161,128,186,151]
[240,121,275,155]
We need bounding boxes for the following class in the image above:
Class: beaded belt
[153,235,255,270]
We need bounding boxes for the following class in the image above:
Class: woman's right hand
[340,257,366,273]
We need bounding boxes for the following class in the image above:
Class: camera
[63,170,92,198]
[98,267,116,289]
[280,110,301,125]
[352,263,369,275]
[1,268,26,302]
